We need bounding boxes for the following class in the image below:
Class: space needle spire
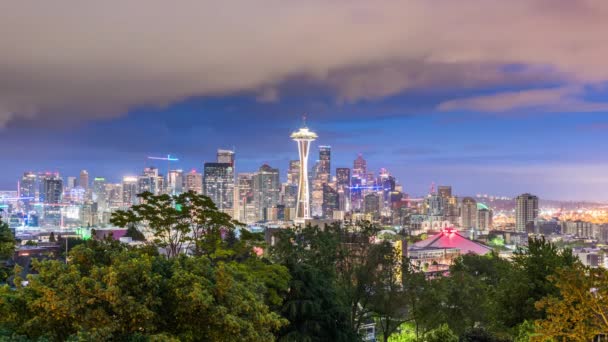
[291,115,317,223]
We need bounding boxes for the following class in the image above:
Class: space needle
[291,117,317,223]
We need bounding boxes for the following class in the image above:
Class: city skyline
[1,2,608,201]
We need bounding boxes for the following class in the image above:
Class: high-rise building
[438,186,452,198]
[318,145,331,176]
[167,169,184,195]
[237,173,256,224]
[217,149,235,165]
[516,193,539,232]
[66,176,77,190]
[19,172,37,207]
[40,173,63,204]
[287,160,300,185]
[184,170,203,194]
[203,162,235,214]
[291,125,317,222]
[79,170,89,190]
[322,184,339,219]
[253,164,280,221]
[92,177,107,210]
[105,183,122,208]
[336,168,351,211]
[138,167,162,195]
[364,193,380,220]
[477,203,493,230]
[353,154,367,178]
[122,176,138,206]
[460,197,478,230]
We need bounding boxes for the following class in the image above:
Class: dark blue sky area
[1,89,607,201]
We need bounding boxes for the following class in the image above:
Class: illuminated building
[516,193,539,232]
[437,185,452,198]
[364,192,380,220]
[19,172,37,208]
[203,162,234,215]
[291,125,317,222]
[217,149,235,165]
[92,177,107,210]
[167,169,184,195]
[460,197,477,230]
[40,173,62,204]
[353,154,367,177]
[282,183,298,209]
[66,176,77,190]
[318,145,331,176]
[336,167,351,211]
[138,167,162,195]
[477,202,493,230]
[122,176,138,206]
[184,170,203,194]
[237,173,256,224]
[105,183,122,208]
[322,184,339,219]
[79,170,89,190]
[253,164,280,221]
[287,160,300,185]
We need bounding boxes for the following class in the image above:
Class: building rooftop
[411,227,492,255]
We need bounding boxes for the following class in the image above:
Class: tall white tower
[291,124,317,222]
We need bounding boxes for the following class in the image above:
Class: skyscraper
[477,203,493,230]
[184,170,203,194]
[203,162,234,214]
[138,167,161,195]
[19,172,37,207]
[92,177,107,210]
[79,170,89,190]
[287,160,300,185]
[353,154,367,177]
[40,173,63,204]
[122,176,138,206]
[291,125,317,222]
[167,169,184,195]
[364,192,380,220]
[217,149,235,165]
[253,164,280,221]
[237,173,256,224]
[336,168,351,211]
[460,197,478,230]
[318,145,331,176]
[516,193,539,232]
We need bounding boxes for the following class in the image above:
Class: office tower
[66,176,77,190]
[336,168,351,211]
[167,169,184,195]
[460,197,478,230]
[40,173,63,204]
[353,154,367,177]
[203,162,234,214]
[477,203,493,230]
[217,149,235,165]
[138,167,161,195]
[282,183,298,209]
[253,164,280,221]
[92,177,107,210]
[322,184,339,219]
[19,172,37,207]
[318,145,331,176]
[364,193,380,220]
[291,125,317,221]
[287,160,300,185]
[79,170,89,190]
[237,173,256,224]
[438,186,452,198]
[105,183,123,208]
[350,175,363,211]
[516,193,539,232]
[122,176,138,206]
[184,170,203,194]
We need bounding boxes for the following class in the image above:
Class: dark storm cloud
[2,1,608,126]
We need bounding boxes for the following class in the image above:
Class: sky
[1,1,608,201]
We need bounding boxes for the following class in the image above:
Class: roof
[477,202,490,210]
[411,227,492,255]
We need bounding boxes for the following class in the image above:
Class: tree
[111,191,238,258]
[534,265,608,341]
[0,213,15,260]
[48,231,56,243]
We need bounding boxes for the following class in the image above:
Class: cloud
[437,85,608,112]
[2,0,608,125]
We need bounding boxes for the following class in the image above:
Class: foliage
[111,191,240,258]
[0,214,15,260]
[534,265,608,341]
[0,240,288,341]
